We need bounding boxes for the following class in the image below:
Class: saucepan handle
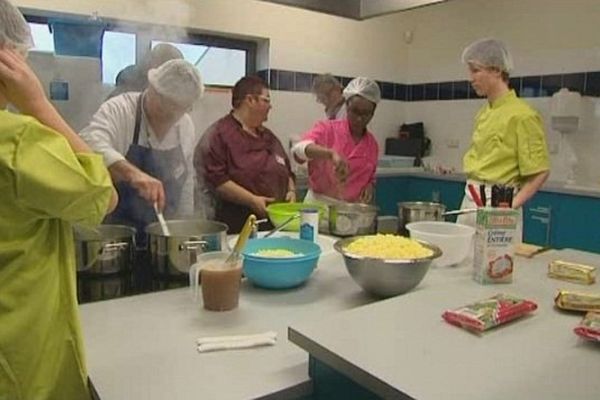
[101,242,129,253]
[442,208,478,217]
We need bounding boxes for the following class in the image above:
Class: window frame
[22,11,258,88]
[144,30,257,89]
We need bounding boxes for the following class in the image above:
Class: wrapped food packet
[548,260,596,285]
[554,290,600,312]
[574,312,600,342]
[442,294,538,332]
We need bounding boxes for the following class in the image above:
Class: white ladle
[153,202,171,236]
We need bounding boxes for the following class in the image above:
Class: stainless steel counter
[79,246,377,400]
[289,248,600,400]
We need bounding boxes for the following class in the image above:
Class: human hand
[359,184,374,203]
[130,170,166,211]
[0,47,49,116]
[250,195,275,218]
[285,190,296,203]
[330,151,348,183]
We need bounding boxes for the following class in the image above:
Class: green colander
[266,202,327,231]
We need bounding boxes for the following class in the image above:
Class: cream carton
[473,208,518,284]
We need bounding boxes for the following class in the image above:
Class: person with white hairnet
[293,77,380,205]
[106,43,184,100]
[312,73,346,120]
[80,59,203,250]
[0,0,118,398]
[457,38,550,238]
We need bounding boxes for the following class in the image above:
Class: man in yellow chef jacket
[0,1,118,398]
[457,38,550,238]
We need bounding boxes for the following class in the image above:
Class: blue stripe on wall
[257,69,600,100]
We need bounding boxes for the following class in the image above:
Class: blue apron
[106,95,188,248]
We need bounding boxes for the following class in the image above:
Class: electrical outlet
[445,138,460,148]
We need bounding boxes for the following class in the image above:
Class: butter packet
[554,290,600,312]
[442,293,537,332]
[548,260,596,285]
[574,312,600,342]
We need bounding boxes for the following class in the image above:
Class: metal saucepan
[74,224,136,273]
[329,203,378,237]
[145,219,228,275]
[397,202,477,235]
[397,202,446,236]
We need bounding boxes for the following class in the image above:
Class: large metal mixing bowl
[334,236,442,297]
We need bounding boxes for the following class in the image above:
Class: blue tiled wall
[257,68,600,100]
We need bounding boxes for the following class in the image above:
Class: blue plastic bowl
[241,237,321,289]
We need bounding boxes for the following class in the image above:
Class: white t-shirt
[80,92,196,217]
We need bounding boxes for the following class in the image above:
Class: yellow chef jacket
[0,110,113,399]
[463,90,550,186]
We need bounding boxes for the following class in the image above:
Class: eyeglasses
[256,95,271,104]
[347,106,374,119]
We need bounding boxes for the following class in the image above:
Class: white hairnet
[343,77,381,104]
[0,0,33,52]
[147,59,204,107]
[461,38,513,72]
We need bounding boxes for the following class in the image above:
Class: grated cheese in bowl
[344,234,433,259]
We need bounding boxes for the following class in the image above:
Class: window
[102,31,136,85]
[152,40,248,87]
[24,14,256,87]
[28,22,54,52]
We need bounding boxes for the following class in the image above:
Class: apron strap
[132,94,143,145]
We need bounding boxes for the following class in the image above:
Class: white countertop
[79,249,378,400]
[288,249,600,400]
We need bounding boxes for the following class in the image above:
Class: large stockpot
[397,202,446,235]
[73,224,136,302]
[145,219,229,278]
[74,224,136,273]
[328,203,378,237]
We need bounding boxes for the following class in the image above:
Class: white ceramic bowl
[406,221,475,267]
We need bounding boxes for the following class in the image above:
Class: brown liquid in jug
[201,262,242,311]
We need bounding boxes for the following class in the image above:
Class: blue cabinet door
[407,178,464,220]
[524,191,600,253]
[375,177,409,216]
[552,193,600,253]
[522,192,555,247]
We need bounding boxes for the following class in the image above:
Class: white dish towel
[197,331,277,353]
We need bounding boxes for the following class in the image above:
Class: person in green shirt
[0,1,118,398]
[457,38,550,233]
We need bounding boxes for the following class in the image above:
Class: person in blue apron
[80,59,204,290]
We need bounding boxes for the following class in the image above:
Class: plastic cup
[189,251,242,311]
[201,261,242,311]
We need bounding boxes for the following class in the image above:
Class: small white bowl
[406,221,475,267]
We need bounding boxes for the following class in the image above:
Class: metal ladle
[263,213,300,238]
[441,208,478,217]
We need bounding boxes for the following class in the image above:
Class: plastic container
[189,251,241,311]
[299,208,319,242]
[406,221,475,267]
[377,156,415,168]
[241,237,321,289]
[266,202,327,231]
